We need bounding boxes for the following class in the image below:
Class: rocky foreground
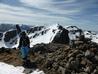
[0,41,98,74]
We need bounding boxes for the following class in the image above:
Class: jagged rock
[92,69,98,74]
[52,25,69,44]
[23,68,33,74]
[4,30,17,42]
[84,66,93,73]
[76,54,84,58]
[71,59,80,72]
[80,58,87,66]
[68,50,80,58]
[95,55,98,61]
[0,47,11,54]
[68,57,74,62]
[58,66,65,74]
[52,63,59,70]
[32,43,47,53]
[85,50,95,59]
[65,62,71,69]
[0,42,98,74]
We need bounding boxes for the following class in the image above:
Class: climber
[18,31,30,66]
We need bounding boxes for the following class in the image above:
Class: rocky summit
[0,40,98,74]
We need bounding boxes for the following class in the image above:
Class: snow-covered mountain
[0,24,98,48]
[0,23,32,32]
[0,24,59,48]
[66,26,98,43]
[84,31,98,43]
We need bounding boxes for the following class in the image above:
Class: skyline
[0,0,98,31]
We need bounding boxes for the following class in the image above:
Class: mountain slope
[0,24,98,48]
[0,24,59,48]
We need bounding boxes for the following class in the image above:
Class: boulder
[52,26,69,44]
[85,50,94,59]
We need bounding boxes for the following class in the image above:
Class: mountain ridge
[0,24,98,48]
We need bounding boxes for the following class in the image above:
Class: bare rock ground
[0,42,98,74]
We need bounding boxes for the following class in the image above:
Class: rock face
[52,26,69,44]
[30,42,98,74]
[4,30,18,42]
[27,26,44,34]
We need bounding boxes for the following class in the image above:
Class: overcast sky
[0,0,98,31]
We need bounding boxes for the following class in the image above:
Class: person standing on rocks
[18,31,30,66]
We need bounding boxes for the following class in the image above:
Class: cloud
[0,3,74,25]
[0,0,98,31]
[20,0,80,15]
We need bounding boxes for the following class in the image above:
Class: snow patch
[0,62,45,74]
[29,24,59,47]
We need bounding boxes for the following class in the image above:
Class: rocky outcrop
[4,30,17,42]
[30,42,98,74]
[0,40,98,74]
[52,26,69,44]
